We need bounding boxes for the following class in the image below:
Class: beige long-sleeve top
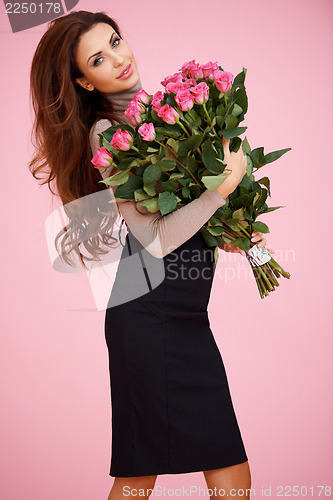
[90,118,226,258]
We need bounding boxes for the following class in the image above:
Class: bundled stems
[209,220,291,299]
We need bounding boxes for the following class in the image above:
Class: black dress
[104,221,248,477]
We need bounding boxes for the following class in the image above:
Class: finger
[222,136,230,156]
[267,248,275,254]
[257,238,267,248]
[251,233,262,242]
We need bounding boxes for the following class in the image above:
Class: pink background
[1,0,332,498]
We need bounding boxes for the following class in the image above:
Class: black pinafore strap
[119,218,153,293]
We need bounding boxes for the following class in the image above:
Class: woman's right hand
[215,136,247,200]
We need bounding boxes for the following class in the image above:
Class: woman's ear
[75,78,94,91]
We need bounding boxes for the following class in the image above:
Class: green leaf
[216,104,226,116]
[166,138,179,153]
[182,187,191,198]
[207,226,224,236]
[202,173,229,190]
[214,246,219,265]
[154,127,181,139]
[232,207,245,220]
[143,163,162,184]
[264,148,292,164]
[200,228,218,247]
[103,169,129,186]
[185,155,199,174]
[149,154,159,165]
[235,237,251,251]
[231,103,243,117]
[231,68,247,90]
[251,147,265,168]
[257,205,285,214]
[246,155,253,176]
[208,215,222,226]
[134,188,151,201]
[221,235,232,244]
[255,189,268,210]
[242,137,252,155]
[169,173,184,180]
[184,108,202,128]
[224,218,241,230]
[256,177,271,196]
[117,157,139,171]
[157,159,177,171]
[158,191,178,216]
[231,194,252,209]
[220,127,247,140]
[144,184,157,196]
[233,86,248,114]
[161,180,179,192]
[228,137,242,154]
[151,109,163,122]
[138,197,160,213]
[225,114,238,129]
[252,221,270,233]
[202,141,225,174]
[114,175,143,199]
[178,133,203,156]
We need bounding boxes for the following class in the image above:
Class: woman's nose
[110,51,124,67]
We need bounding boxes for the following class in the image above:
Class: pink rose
[180,59,203,79]
[110,129,134,151]
[129,98,146,113]
[214,70,233,93]
[157,103,179,124]
[190,82,209,105]
[153,90,164,101]
[161,72,183,87]
[182,78,197,89]
[152,98,163,112]
[91,147,113,168]
[124,102,143,126]
[174,89,194,112]
[133,89,151,106]
[165,80,185,94]
[151,91,165,112]
[138,122,156,141]
[201,61,219,80]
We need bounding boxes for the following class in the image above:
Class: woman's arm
[90,119,226,258]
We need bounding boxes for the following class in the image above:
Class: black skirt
[104,223,248,477]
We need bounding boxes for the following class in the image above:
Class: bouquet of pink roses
[92,60,291,299]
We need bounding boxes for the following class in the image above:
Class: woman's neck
[101,77,143,115]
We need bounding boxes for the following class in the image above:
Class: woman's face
[75,22,140,94]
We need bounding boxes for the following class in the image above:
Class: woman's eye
[113,37,121,47]
[93,56,103,67]
[93,38,121,66]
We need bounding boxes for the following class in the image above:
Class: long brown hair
[29,10,130,268]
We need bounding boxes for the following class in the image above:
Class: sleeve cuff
[200,188,227,208]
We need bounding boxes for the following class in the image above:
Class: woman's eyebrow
[87,32,117,64]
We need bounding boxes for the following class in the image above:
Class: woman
[29,10,274,500]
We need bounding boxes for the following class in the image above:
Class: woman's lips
[117,63,133,79]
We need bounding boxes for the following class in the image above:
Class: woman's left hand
[220,231,275,257]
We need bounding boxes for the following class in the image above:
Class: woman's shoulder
[90,118,113,138]
[89,118,114,156]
